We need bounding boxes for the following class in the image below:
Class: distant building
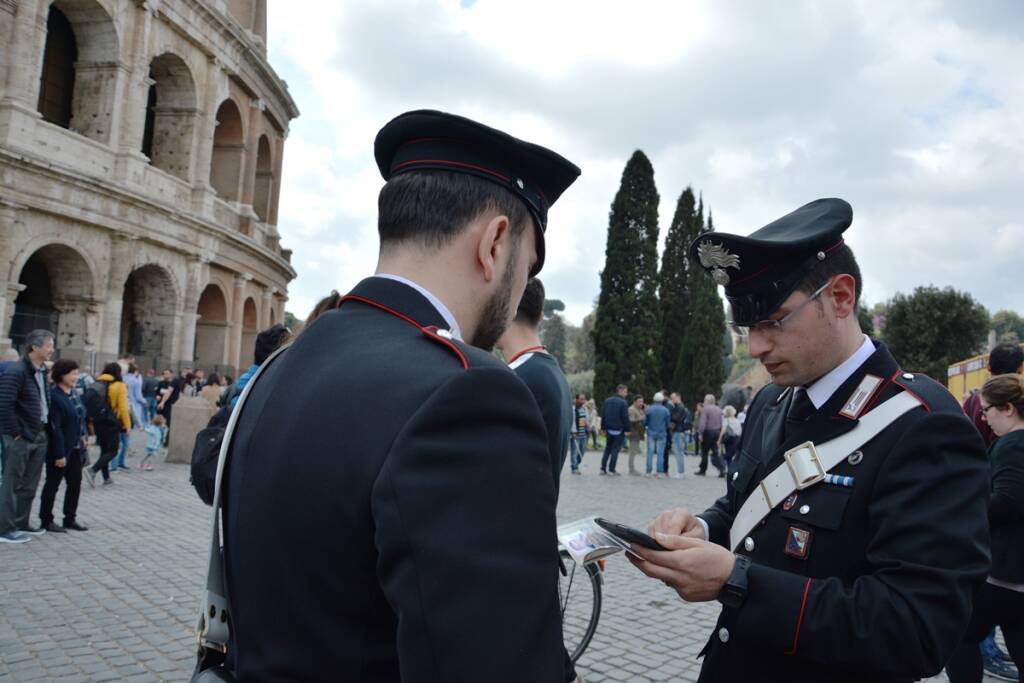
[1,0,298,375]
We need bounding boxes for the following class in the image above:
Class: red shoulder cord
[506,345,546,365]
[335,294,469,369]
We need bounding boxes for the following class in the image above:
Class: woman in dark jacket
[946,373,1024,682]
[39,359,88,532]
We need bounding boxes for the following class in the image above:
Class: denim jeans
[570,435,587,471]
[672,431,687,474]
[112,431,129,470]
[646,433,667,474]
[600,432,625,473]
[145,396,157,423]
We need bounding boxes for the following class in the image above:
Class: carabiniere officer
[628,198,991,683]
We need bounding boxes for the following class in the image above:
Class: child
[139,414,166,471]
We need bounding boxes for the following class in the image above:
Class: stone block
[166,396,217,464]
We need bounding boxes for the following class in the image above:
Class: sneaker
[63,521,89,531]
[17,526,46,536]
[644,472,652,478]
[983,655,1019,681]
[102,478,113,486]
[0,530,30,544]
[85,468,96,488]
[571,470,581,475]
[143,464,154,471]
[609,471,621,476]
[117,465,131,473]
[599,470,607,476]
[42,522,66,533]
[672,473,685,479]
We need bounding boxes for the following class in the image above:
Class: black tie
[784,389,815,440]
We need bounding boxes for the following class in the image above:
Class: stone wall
[0,0,297,377]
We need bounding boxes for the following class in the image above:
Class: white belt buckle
[784,441,826,490]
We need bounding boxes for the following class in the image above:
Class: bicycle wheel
[558,549,603,663]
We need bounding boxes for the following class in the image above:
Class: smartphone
[594,517,666,551]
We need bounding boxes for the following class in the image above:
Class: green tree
[543,299,565,319]
[567,310,596,373]
[592,151,661,399]
[884,286,989,383]
[992,309,1024,344]
[657,187,702,386]
[673,211,726,404]
[857,303,875,336]
[541,313,569,367]
[284,310,300,331]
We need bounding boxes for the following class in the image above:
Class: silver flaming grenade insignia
[697,241,741,286]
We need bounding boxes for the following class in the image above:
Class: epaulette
[422,326,469,370]
[891,371,957,415]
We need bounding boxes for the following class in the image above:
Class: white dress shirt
[373,274,463,341]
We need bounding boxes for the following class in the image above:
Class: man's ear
[476,214,509,283]
[829,274,858,319]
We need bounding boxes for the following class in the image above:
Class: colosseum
[0,0,298,377]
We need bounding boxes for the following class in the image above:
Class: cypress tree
[592,150,661,400]
[657,187,701,386]
[674,211,726,404]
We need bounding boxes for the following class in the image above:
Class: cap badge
[697,241,741,286]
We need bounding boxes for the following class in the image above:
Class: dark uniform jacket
[222,277,564,683]
[696,342,990,683]
[600,394,629,432]
[512,352,572,496]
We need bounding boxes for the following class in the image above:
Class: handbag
[190,345,288,682]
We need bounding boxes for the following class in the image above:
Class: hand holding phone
[594,517,667,551]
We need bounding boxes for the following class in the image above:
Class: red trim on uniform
[859,371,898,416]
[391,159,511,184]
[506,345,546,364]
[785,578,813,656]
[892,374,931,414]
[422,326,470,369]
[336,296,469,370]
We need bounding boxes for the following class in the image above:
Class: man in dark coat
[599,384,630,474]
[222,110,580,682]
[0,329,55,543]
[629,198,991,683]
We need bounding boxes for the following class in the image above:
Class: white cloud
[268,0,1024,324]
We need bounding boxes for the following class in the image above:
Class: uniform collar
[372,274,463,341]
[803,334,875,409]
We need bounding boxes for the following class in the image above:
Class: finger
[654,532,708,551]
[627,552,680,584]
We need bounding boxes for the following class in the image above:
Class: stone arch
[253,135,274,222]
[239,296,258,368]
[38,0,119,142]
[8,243,95,355]
[210,99,245,201]
[142,52,198,180]
[194,283,228,370]
[119,264,177,369]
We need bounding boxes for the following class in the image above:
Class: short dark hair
[989,343,1024,375]
[514,278,545,327]
[51,358,78,385]
[254,324,291,365]
[795,243,863,307]
[102,362,122,381]
[378,170,531,250]
[616,384,628,392]
[303,290,341,332]
[207,372,221,386]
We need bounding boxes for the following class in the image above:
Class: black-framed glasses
[979,403,1002,420]
[729,281,831,338]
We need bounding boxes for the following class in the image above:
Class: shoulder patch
[422,326,469,370]
[891,371,960,415]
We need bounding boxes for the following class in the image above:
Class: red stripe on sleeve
[785,578,812,656]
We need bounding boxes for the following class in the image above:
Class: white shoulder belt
[729,391,921,551]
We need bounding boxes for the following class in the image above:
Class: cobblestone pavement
[0,435,1000,681]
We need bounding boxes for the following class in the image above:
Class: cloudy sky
[266,0,1022,326]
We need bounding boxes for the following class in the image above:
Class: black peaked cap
[687,198,853,325]
[375,110,581,276]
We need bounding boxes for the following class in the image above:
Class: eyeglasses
[979,403,1003,420]
[729,281,831,338]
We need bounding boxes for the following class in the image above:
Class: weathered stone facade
[0,0,297,376]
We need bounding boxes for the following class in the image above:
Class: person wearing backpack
[84,363,131,487]
[717,404,743,474]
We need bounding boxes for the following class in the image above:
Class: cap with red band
[374,110,581,276]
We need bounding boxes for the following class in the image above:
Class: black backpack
[190,407,230,506]
[84,381,118,427]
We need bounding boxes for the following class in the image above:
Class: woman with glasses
[946,373,1024,682]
